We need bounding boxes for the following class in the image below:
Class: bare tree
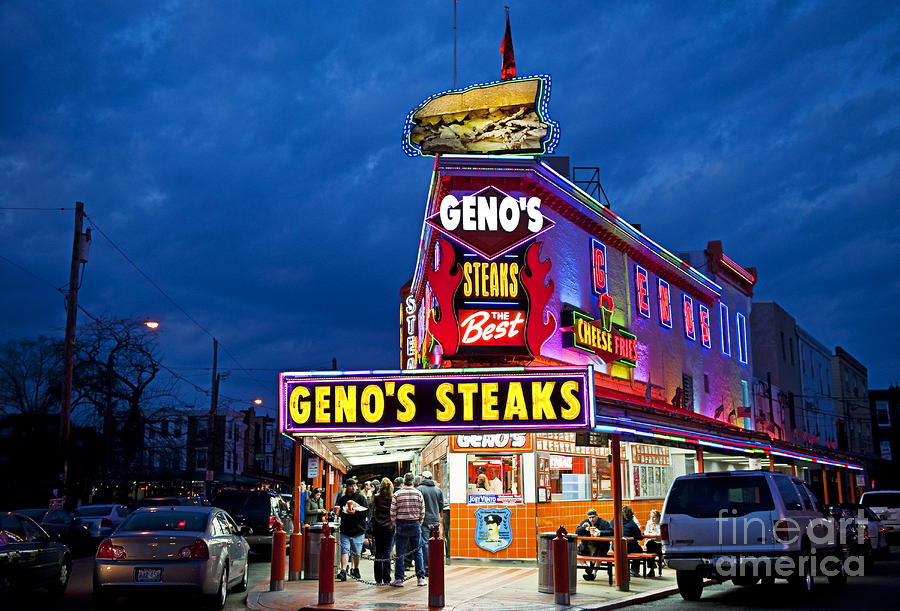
[74,318,176,479]
[0,336,63,416]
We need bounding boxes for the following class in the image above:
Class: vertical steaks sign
[279,367,593,434]
[425,185,557,357]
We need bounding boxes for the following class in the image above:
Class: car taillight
[774,520,791,542]
[100,518,114,528]
[96,539,126,559]
[660,523,669,544]
[177,539,209,559]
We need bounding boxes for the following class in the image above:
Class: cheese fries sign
[279,367,593,434]
[402,75,559,157]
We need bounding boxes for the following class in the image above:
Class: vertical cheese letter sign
[634,265,650,318]
[682,294,696,341]
[591,239,607,295]
[657,279,672,328]
[698,304,712,348]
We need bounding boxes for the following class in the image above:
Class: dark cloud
[2,0,899,411]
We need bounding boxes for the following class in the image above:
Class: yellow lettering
[436,383,455,421]
[489,263,498,297]
[480,263,489,297]
[397,384,416,422]
[360,385,384,423]
[481,382,499,420]
[531,381,556,419]
[289,386,311,424]
[462,262,473,297]
[504,382,528,419]
[509,263,519,297]
[499,263,508,297]
[334,386,356,423]
[458,383,478,420]
[314,386,331,423]
[560,380,582,420]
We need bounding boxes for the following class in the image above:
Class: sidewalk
[246,562,679,611]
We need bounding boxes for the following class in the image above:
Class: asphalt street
[639,545,900,610]
[8,551,273,610]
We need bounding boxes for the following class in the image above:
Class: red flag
[500,11,516,80]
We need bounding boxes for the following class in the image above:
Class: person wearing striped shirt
[390,473,426,587]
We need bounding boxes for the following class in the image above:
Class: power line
[84,214,271,393]
[0,207,74,211]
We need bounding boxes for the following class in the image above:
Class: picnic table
[575,536,661,585]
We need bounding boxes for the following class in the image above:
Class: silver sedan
[92,505,250,610]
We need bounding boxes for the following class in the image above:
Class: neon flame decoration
[426,238,462,356]
[598,292,615,332]
[520,241,557,355]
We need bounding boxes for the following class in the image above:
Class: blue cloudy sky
[1,1,898,412]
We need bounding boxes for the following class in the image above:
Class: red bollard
[270,522,286,591]
[318,522,335,605]
[552,525,570,605]
[289,530,303,581]
[301,524,310,579]
[428,524,445,608]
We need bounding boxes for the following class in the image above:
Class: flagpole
[452,0,458,89]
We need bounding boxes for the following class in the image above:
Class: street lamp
[253,398,263,406]
[144,320,160,330]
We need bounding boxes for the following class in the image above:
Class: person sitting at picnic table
[621,505,644,576]
[643,509,663,575]
[575,509,613,579]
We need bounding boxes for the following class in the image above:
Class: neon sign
[279,367,594,433]
[400,293,418,369]
[682,294,696,341]
[658,278,672,328]
[427,185,554,260]
[698,304,711,348]
[402,75,560,157]
[450,433,533,452]
[458,310,525,347]
[591,238,607,295]
[719,302,731,356]
[562,295,639,368]
[634,264,650,318]
[736,312,748,364]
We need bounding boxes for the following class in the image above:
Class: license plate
[135,568,162,582]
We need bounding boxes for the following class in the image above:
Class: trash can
[537,531,577,594]
[303,522,340,580]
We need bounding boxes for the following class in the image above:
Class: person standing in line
[390,473,426,587]
[371,478,395,586]
[334,478,368,582]
[304,488,326,525]
[417,471,444,575]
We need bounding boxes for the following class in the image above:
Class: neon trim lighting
[591,238,608,295]
[736,312,749,364]
[720,253,755,283]
[401,75,560,158]
[682,294,696,341]
[698,304,711,348]
[634,264,650,318]
[719,302,731,357]
[658,278,672,329]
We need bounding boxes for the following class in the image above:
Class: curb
[581,585,680,610]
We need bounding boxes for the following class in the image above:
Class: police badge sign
[474,507,512,553]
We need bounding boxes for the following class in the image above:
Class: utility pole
[206,338,218,497]
[452,0,458,89]
[60,201,89,498]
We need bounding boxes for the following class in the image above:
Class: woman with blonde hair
[475,473,489,491]
[643,509,663,576]
[372,477,395,585]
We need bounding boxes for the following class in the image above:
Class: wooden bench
[575,536,662,585]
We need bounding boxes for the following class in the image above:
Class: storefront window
[543,454,609,501]
[466,455,523,505]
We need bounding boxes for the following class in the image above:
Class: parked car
[133,496,206,509]
[74,504,131,540]
[828,503,890,567]
[19,508,94,555]
[661,470,846,601]
[92,506,250,610]
[0,511,72,596]
[211,489,292,552]
[860,490,900,538]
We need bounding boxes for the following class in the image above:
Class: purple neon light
[279,367,593,434]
